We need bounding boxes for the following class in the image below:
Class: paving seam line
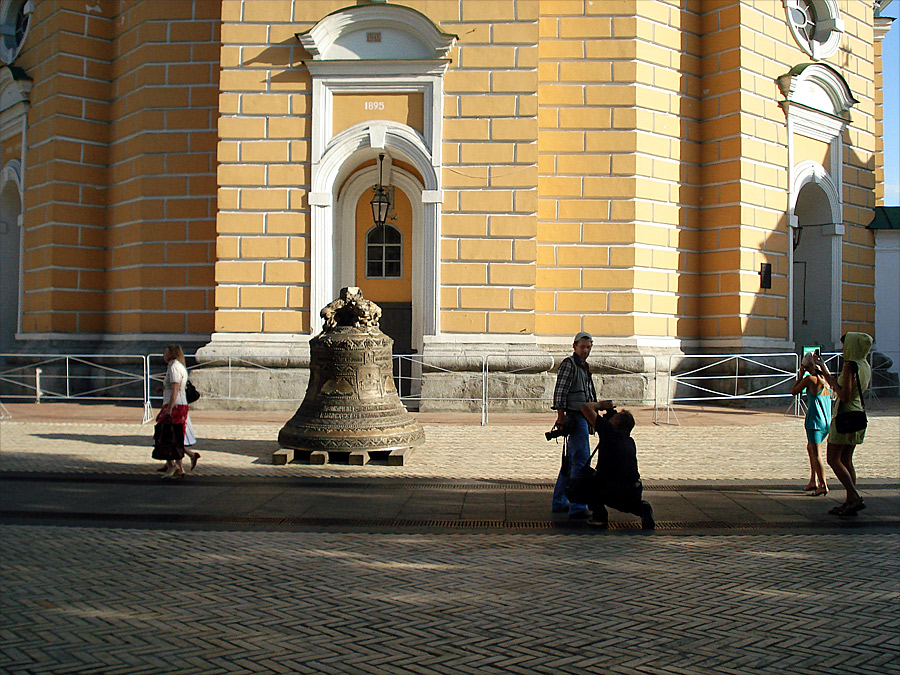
[2,510,898,533]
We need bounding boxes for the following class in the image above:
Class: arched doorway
[337,160,425,400]
[791,170,841,352]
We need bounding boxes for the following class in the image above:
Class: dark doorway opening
[378,302,414,405]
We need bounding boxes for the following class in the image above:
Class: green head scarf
[842,332,873,362]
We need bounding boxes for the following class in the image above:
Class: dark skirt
[152,422,185,461]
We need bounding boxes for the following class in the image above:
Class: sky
[883,10,899,206]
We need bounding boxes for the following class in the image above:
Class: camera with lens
[545,424,569,441]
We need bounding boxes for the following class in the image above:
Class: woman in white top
[155,344,199,478]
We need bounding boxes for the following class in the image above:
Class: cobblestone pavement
[1,410,898,480]
[1,525,898,674]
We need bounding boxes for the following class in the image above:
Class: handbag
[185,379,200,404]
[834,365,867,434]
[152,421,184,460]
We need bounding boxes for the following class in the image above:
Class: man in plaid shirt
[551,331,598,518]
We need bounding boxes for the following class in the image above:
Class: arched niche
[298,3,456,61]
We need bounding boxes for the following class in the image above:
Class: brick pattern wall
[17,1,113,333]
[106,0,220,334]
[873,31,884,207]
[439,0,538,336]
[536,0,702,340]
[215,0,322,335]
[834,1,877,334]
[15,0,219,336]
[725,1,876,340]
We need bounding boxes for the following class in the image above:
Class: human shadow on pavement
[29,433,281,461]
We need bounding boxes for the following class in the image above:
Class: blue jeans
[551,412,591,514]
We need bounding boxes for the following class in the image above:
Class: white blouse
[163,360,188,406]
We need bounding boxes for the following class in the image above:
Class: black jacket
[592,412,640,486]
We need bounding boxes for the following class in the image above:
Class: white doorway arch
[790,161,843,351]
[309,120,441,338]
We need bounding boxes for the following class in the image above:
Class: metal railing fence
[666,353,800,424]
[0,353,148,415]
[2,348,894,426]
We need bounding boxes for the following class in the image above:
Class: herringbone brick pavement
[1,413,898,480]
[1,526,898,674]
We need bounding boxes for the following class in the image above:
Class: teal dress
[804,385,831,444]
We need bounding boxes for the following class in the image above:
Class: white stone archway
[309,121,442,340]
[790,162,843,351]
[780,63,855,352]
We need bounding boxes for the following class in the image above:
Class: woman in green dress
[812,332,872,516]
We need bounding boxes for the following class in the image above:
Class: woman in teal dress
[812,332,873,516]
[790,351,831,496]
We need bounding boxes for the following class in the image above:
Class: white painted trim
[208,332,312,344]
[0,0,34,64]
[789,160,844,349]
[783,0,844,60]
[790,161,841,223]
[777,63,856,117]
[14,333,212,342]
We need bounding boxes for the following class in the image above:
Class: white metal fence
[666,353,800,424]
[0,353,148,409]
[2,349,894,426]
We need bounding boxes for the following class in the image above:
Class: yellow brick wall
[15,1,112,333]
[214,0,329,335]
[15,0,219,336]
[105,0,220,334]
[873,33,885,206]
[536,0,702,340]
[437,1,538,336]
[692,1,877,341]
[835,2,878,336]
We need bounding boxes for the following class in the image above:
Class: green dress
[827,332,872,445]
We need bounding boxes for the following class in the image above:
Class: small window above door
[366,225,403,279]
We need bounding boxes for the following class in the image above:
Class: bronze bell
[278,287,425,455]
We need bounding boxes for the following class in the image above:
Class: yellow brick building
[0,0,894,404]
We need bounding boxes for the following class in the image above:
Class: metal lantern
[370,153,391,227]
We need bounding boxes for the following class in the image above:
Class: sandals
[844,497,866,513]
[190,452,201,471]
[828,498,865,517]
[811,487,829,497]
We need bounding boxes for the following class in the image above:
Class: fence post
[35,367,42,403]
[481,355,488,426]
[142,355,153,424]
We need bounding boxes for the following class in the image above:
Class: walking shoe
[586,517,608,529]
[640,501,655,530]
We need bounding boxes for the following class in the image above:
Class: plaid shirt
[552,355,597,411]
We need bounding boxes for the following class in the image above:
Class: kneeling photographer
[577,400,654,530]
[550,332,597,519]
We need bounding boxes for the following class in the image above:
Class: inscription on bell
[278,287,425,455]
